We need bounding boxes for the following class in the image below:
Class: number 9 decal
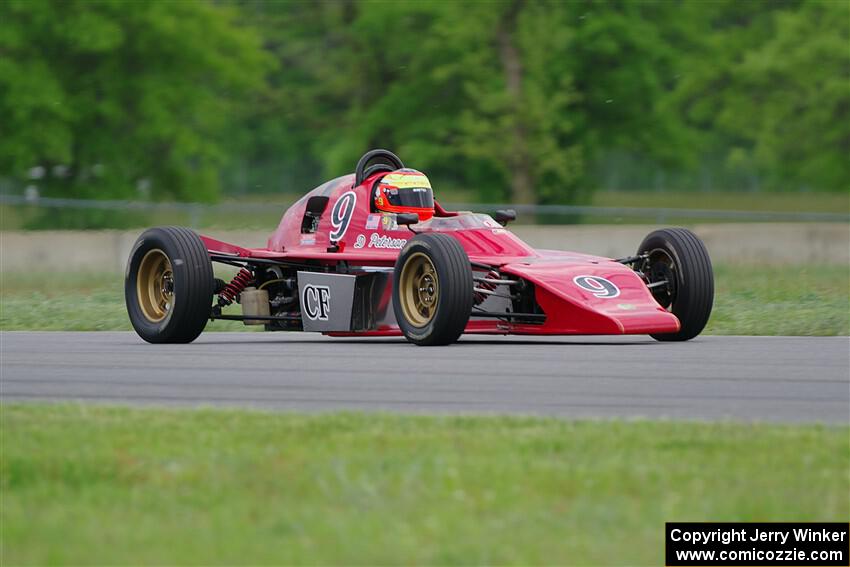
[330,191,357,242]
[573,275,620,298]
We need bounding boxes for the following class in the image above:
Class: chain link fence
[1,194,847,231]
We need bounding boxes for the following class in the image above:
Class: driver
[373,168,434,221]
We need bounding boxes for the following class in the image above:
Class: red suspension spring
[218,268,254,305]
[473,269,502,305]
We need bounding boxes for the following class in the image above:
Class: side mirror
[396,213,420,226]
[494,209,517,226]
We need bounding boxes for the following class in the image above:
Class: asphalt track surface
[1,332,848,423]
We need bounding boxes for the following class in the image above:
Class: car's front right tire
[125,226,214,344]
[392,233,473,346]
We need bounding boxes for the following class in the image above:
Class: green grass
[705,265,849,336]
[1,404,847,565]
[0,270,252,333]
[1,266,847,335]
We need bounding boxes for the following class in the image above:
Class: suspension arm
[210,314,301,322]
[470,310,546,321]
[614,253,648,265]
[473,276,520,286]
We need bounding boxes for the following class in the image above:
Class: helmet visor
[384,186,434,209]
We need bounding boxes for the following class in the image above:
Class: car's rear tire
[393,233,473,346]
[637,228,714,342]
[125,226,214,343]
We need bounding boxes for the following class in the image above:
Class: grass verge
[0,271,251,333]
[706,265,848,336]
[1,404,848,565]
[1,265,847,335]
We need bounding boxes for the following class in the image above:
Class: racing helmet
[373,168,434,221]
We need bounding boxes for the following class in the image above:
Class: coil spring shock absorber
[473,269,502,305]
[218,268,254,307]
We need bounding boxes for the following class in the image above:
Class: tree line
[1,0,847,209]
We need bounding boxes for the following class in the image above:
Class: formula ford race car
[126,149,714,346]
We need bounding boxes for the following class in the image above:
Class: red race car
[126,149,713,346]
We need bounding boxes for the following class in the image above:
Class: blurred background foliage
[1,0,848,225]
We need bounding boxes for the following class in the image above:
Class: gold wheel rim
[136,249,174,322]
[399,252,439,326]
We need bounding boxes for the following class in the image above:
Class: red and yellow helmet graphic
[374,169,434,221]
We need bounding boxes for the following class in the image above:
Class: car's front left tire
[637,228,714,341]
[125,226,214,343]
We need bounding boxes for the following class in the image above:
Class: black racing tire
[125,226,214,344]
[392,233,473,346]
[637,228,714,342]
